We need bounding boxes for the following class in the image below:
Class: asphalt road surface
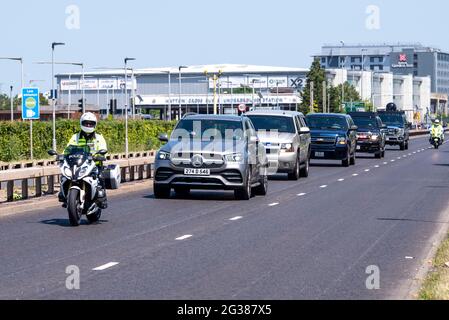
[1,135,449,300]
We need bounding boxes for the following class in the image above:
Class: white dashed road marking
[230,216,243,221]
[338,179,345,182]
[297,193,307,197]
[269,202,280,207]
[353,174,359,177]
[365,169,370,172]
[93,262,119,271]
[320,185,328,189]
[374,165,380,168]
[176,235,193,241]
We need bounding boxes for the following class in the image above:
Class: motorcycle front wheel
[67,189,82,227]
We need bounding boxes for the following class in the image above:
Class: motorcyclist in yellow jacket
[431,119,444,142]
[60,112,109,209]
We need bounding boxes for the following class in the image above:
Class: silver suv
[246,110,311,180]
[154,115,269,200]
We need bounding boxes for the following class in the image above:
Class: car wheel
[154,184,171,199]
[300,156,310,178]
[405,141,409,150]
[288,153,301,180]
[375,151,382,159]
[350,152,356,165]
[235,169,252,200]
[400,142,406,151]
[254,174,268,196]
[342,149,350,167]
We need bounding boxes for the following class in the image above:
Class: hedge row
[0,119,176,162]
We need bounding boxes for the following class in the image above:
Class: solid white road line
[230,216,243,221]
[93,262,119,271]
[176,235,193,241]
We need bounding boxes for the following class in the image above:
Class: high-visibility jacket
[431,125,444,138]
[66,132,108,155]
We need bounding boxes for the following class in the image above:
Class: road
[1,135,449,300]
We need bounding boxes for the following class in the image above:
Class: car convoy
[153,109,417,200]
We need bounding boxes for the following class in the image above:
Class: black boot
[58,192,67,208]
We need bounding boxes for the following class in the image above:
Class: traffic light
[78,99,84,113]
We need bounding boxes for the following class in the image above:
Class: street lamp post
[10,86,13,122]
[0,57,23,91]
[178,66,188,119]
[124,58,136,159]
[51,42,65,151]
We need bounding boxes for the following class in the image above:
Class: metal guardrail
[0,157,155,203]
[0,151,156,171]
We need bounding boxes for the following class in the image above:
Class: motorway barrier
[0,157,155,203]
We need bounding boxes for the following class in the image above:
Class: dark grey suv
[154,115,269,200]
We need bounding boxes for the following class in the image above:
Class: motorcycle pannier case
[103,164,121,190]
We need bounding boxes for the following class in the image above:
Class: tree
[300,59,326,115]
[328,82,361,113]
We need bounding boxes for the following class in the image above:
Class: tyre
[381,150,386,158]
[154,184,171,199]
[174,187,190,197]
[375,151,382,159]
[342,149,350,167]
[254,174,268,196]
[350,152,356,166]
[87,210,102,224]
[67,189,82,227]
[288,154,300,180]
[300,156,310,178]
[235,169,252,200]
[400,142,406,151]
[405,141,409,150]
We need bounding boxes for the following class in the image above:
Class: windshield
[247,115,296,133]
[352,117,378,129]
[306,116,348,131]
[378,114,405,127]
[173,119,244,141]
[64,145,91,167]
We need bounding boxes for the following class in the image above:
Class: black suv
[348,112,387,159]
[378,111,410,150]
[306,113,358,167]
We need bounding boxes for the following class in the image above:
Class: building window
[321,57,326,64]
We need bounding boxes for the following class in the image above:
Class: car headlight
[337,137,347,145]
[225,153,243,162]
[64,167,72,178]
[280,143,294,153]
[398,129,405,135]
[158,151,171,160]
[371,134,380,141]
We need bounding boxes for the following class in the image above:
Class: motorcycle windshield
[64,145,91,167]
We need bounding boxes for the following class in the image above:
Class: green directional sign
[344,102,366,113]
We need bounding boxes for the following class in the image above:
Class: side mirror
[299,127,310,134]
[158,133,169,142]
[97,149,108,155]
[48,150,58,156]
[350,125,358,131]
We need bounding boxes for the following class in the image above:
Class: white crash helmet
[80,112,98,134]
[435,119,440,124]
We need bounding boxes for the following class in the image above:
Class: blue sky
[0,0,448,94]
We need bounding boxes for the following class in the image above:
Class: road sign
[22,88,40,120]
[344,102,365,113]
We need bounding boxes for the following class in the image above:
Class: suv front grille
[311,137,336,146]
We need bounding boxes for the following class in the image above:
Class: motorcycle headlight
[64,167,72,178]
[337,137,347,145]
[225,153,243,162]
[78,167,88,178]
[280,143,294,152]
[158,151,171,160]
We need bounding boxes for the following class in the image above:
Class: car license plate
[356,145,361,150]
[184,168,210,176]
[315,152,325,158]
